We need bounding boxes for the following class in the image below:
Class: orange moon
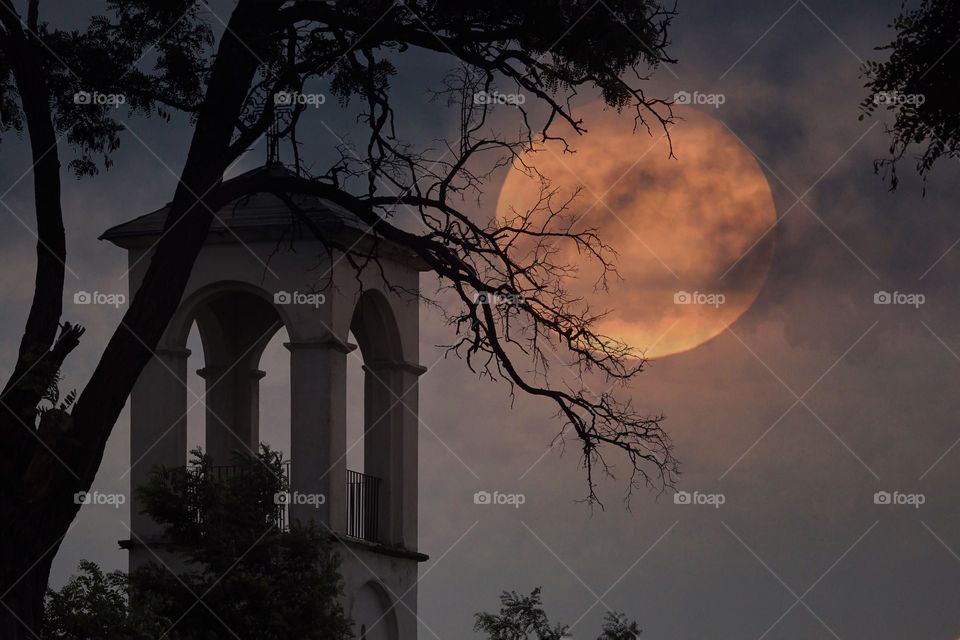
[495,103,777,359]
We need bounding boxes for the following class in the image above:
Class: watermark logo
[274,91,326,107]
[673,490,725,509]
[673,90,725,109]
[274,291,326,308]
[673,290,725,308]
[73,91,126,108]
[74,491,126,508]
[874,490,925,509]
[74,291,126,308]
[474,291,525,307]
[873,91,926,107]
[273,491,326,507]
[473,490,526,509]
[474,90,526,106]
[873,290,925,308]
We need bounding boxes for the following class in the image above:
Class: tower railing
[181,463,381,541]
[346,469,381,543]
[186,461,291,530]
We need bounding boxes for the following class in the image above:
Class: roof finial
[266,105,292,166]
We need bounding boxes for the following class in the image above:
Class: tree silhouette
[42,448,351,639]
[474,588,642,640]
[130,447,351,640]
[0,1,678,634]
[862,0,960,188]
[41,561,170,640]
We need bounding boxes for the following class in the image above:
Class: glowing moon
[496,103,777,359]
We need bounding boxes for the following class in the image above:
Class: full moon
[495,103,777,359]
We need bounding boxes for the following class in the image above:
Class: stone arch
[347,290,408,543]
[350,580,398,640]
[163,280,295,350]
[349,288,405,364]
[164,281,290,465]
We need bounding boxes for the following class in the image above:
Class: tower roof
[100,164,425,266]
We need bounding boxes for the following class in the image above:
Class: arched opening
[349,290,404,364]
[258,328,291,457]
[165,286,293,526]
[145,283,413,545]
[346,291,404,544]
[347,291,404,542]
[351,581,398,640]
[169,285,290,471]
[185,323,205,458]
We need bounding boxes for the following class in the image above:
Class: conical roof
[100,164,371,246]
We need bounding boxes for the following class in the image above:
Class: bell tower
[103,165,428,640]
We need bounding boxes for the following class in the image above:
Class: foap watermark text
[874,490,925,509]
[74,90,126,107]
[673,90,725,108]
[74,291,126,308]
[474,490,526,508]
[74,491,126,509]
[674,490,726,509]
[274,91,326,107]
[674,290,725,308]
[874,290,925,308]
[275,291,326,308]
[274,491,326,507]
[474,90,525,106]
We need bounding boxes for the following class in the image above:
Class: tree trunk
[0,1,275,635]
[0,537,59,638]
[0,0,68,476]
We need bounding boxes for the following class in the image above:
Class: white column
[364,359,425,549]
[362,363,395,543]
[286,335,354,531]
[395,363,423,550]
[199,364,265,464]
[129,347,190,539]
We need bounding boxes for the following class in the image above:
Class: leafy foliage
[135,447,289,558]
[475,588,641,640]
[42,561,169,640]
[862,0,960,188]
[597,613,643,640]
[129,446,351,640]
[475,588,570,640]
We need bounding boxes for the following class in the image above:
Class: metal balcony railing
[346,469,381,543]
[183,463,381,541]
[187,461,291,530]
